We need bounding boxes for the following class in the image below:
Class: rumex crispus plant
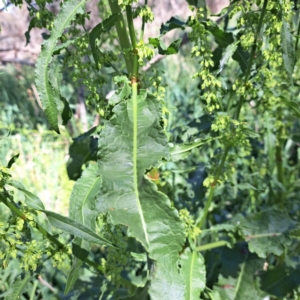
[1,0,300,299]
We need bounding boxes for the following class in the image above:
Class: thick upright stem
[126,5,139,80]
[139,0,148,42]
[108,0,132,74]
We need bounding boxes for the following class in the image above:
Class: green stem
[198,0,269,229]
[197,147,229,228]
[30,280,38,300]
[295,11,300,51]
[196,232,282,252]
[245,232,281,240]
[0,193,103,273]
[126,5,139,80]
[234,0,269,120]
[195,240,228,252]
[139,0,148,42]
[275,127,284,206]
[108,0,132,74]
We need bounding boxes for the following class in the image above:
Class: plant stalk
[196,240,228,252]
[275,126,285,206]
[126,5,139,80]
[108,0,133,74]
[295,11,300,51]
[197,147,229,228]
[139,0,148,42]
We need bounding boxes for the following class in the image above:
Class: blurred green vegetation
[0,66,74,215]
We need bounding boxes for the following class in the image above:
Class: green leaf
[180,248,206,300]
[170,138,212,161]
[236,209,296,258]
[205,21,234,48]
[232,43,249,74]
[25,17,38,46]
[6,154,19,169]
[160,17,186,35]
[215,246,263,300]
[67,127,98,180]
[42,210,115,248]
[61,96,73,125]
[218,42,238,74]
[89,13,119,68]
[259,263,300,298]
[65,163,101,294]
[281,20,295,82]
[109,76,132,105]
[96,90,186,299]
[7,180,45,210]
[4,272,32,300]
[35,0,87,133]
[283,99,300,118]
[149,38,182,55]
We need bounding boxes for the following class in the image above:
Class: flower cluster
[179,209,201,240]
[211,114,252,148]
[189,8,222,112]
[135,5,154,23]
[118,0,138,10]
[98,215,132,289]
[136,41,155,65]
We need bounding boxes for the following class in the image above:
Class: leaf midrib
[132,84,150,247]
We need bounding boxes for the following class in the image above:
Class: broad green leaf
[170,138,212,161]
[236,209,296,258]
[7,180,45,210]
[96,90,186,299]
[281,20,294,82]
[218,42,238,74]
[4,272,32,300]
[35,0,87,133]
[259,263,300,298]
[180,248,206,300]
[42,210,115,248]
[89,13,119,69]
[65,163,101,294]
[215,249,263,300]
